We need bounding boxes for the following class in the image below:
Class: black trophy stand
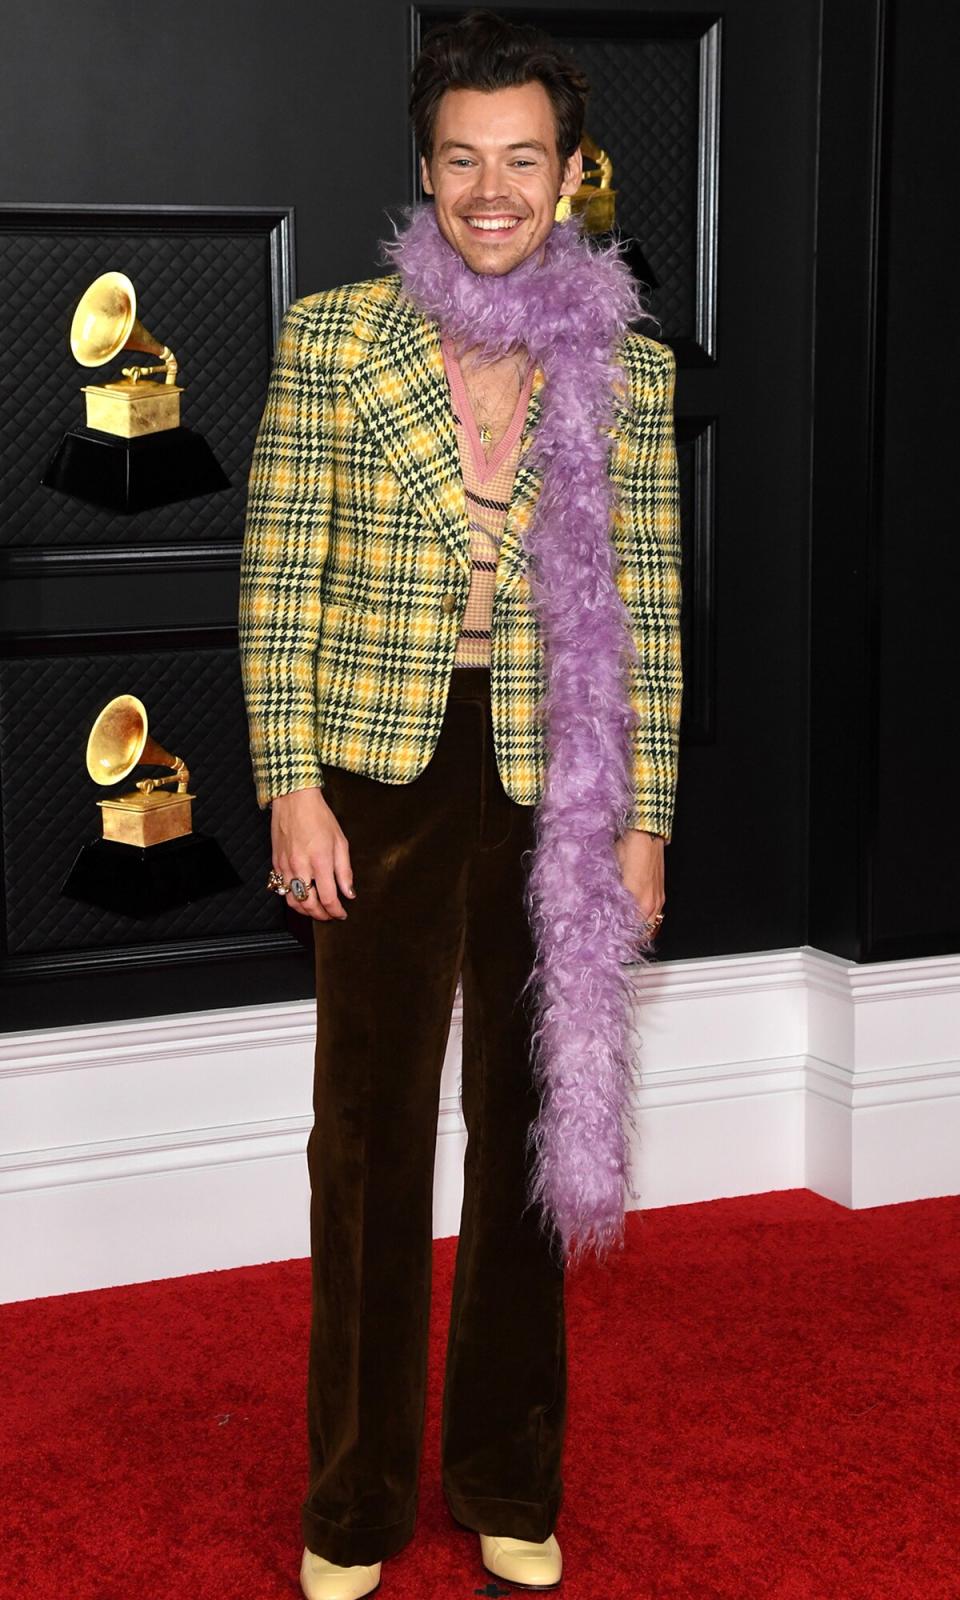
[61,832,240,918]
[41,425,230,513]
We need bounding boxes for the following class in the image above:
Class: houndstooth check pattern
[238,272,682,839]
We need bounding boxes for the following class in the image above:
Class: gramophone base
[61,832,240,918]
[98,791,195,848]
[41,425,230,512]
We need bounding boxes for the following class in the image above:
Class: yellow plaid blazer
[238,272,683,839]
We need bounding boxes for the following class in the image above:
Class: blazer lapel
[495,370,545,600]
[346,299,472,579]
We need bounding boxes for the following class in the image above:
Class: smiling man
[239,10,682,1600]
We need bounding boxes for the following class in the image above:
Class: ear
[559,144,583,198]
[420,153,434,196]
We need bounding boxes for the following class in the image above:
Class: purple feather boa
[382,203,653,1266]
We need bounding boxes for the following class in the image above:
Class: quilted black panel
[1,219,277,546]
[0,643,284,956]
[557,32,700,339]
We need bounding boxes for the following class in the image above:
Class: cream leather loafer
[299,1546,382,1600]
[479,1532,563,1589]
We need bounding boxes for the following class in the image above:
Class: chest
[446,346,533,455]
[466,357,528,442]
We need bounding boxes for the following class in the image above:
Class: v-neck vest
[441,336,536,668]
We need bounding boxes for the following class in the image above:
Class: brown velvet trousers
[302,666,567,1567]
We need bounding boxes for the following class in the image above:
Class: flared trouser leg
[301,667,566,1566]
[439,722,567,1541]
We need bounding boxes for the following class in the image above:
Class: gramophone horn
[86,693,180,787]
[70,271,175,375]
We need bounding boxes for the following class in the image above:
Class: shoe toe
[479,1532,563,1588]
[300,1546,382,1600]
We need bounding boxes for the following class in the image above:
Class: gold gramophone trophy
[555,133,660,299]
[60,694,239,917]
[87,693,195,847]
[73,272,184,438]
[41,271,229,512]
[555,132,618,233]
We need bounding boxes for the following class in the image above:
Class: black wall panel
[0,635,282,959]
[871,0,960,955]
[810,0,960,960]
[1,213,286,549]
[0,0,951,1030]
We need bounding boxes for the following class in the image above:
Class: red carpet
[2,1189,958,1600]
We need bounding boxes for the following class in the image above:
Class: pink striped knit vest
[441,336,538,667]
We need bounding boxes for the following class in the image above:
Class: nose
[470,160,510,203]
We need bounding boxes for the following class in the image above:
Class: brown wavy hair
[411,8,589,164]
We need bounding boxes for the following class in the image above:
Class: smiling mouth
[462,215,525,235]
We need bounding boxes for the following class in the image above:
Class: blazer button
[441,592,458,615]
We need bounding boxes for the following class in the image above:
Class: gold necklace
[462,351,530,444]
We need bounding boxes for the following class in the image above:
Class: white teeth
[465,217,520,231]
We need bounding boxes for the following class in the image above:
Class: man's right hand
[269,786,355,921]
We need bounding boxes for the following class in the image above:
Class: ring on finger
[289,876,312,903]
[266,868,289,896]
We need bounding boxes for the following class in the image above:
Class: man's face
[420,81,583,276]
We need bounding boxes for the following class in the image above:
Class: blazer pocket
[320,595,381,621]
[318,599,386,646]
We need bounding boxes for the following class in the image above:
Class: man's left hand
[614,827,666,938]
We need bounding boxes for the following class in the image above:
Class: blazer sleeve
[615,341,684,842]
[238,301,333,810]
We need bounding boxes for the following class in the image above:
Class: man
[238,11,682,1599]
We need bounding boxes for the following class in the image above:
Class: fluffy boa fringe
[381,203,655,1266]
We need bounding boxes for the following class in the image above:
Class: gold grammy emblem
[86,694,195,848]
[70,271,183,439]
[555,133,616,234]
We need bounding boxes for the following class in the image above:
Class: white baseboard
[1,944,957,1303]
